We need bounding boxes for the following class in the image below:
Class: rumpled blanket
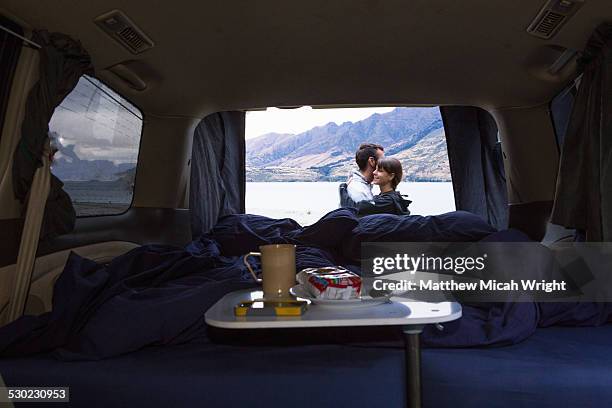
[1,208,610,360]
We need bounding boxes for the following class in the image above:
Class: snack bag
[297,266,362,300]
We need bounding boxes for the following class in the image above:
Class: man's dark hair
[355,143,384,171]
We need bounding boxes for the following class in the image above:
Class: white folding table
[205,289,462,408]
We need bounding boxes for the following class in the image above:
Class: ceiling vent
[94,10,154,54]
[527,0,584,39]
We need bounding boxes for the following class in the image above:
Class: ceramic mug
[243,244,296,299]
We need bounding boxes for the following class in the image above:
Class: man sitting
[339,143,385,207]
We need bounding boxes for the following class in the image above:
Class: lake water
[63,180,455,222]
[63,180,133,216]
[246,181,455,225]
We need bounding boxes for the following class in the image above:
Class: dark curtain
[190,111,246,238]
[11,30,93,240]
[550,82,577,150]
[0,17,23,141]
[551,23,612,242]
[440,106,508,230]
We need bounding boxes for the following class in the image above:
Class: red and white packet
[296,266,362,300]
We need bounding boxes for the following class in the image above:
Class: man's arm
[357,194,396,216]
[346,181,372,203]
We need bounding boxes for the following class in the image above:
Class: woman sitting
[357,157,412,216]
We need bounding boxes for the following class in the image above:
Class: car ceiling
[2,0,611,117]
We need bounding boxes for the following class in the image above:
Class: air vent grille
[527,0,584,40]
[535,11,565,36]
[94,10,154,54]
[118,27,146,51]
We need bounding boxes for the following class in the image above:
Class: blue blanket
[1,209,610,360]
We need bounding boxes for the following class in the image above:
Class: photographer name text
[374,279,567,293]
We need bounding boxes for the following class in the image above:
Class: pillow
[207,214,301,256]
[206,209,359,255]
[288,207,359,249]
[341,210,497,261]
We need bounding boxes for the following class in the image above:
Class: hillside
[246,107,450,182]
[49,107,451,184]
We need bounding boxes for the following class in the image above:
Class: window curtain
[551,23,612,242]
[11,30,93,240]
[190,111,246,238]
[440,106,508,230]
[0,17,23,140]
[550,82,578,150]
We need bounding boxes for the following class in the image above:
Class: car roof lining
[1,1,610,118]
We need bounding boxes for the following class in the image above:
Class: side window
[49,75,143,216]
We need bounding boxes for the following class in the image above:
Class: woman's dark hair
[377,157,403,189]
[355,143,384,171]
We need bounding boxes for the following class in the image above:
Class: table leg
[403,326,424,408]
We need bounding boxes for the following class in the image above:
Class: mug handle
[243,252,262,283]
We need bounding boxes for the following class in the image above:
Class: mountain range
[49,107,451,185]
[246,107,451,182]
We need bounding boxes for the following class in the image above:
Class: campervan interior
[0,1,611,407]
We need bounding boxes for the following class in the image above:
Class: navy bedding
[0,209,611,361]
[2,325,612,407]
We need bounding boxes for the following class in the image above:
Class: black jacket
[357,190,412,216]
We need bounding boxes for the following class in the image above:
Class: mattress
[1,325,611,407]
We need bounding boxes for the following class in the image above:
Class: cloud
[50,90,142,163]
[74,145,139,164]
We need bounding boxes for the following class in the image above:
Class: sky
[51,78,394,163]
[245,106,395,139]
